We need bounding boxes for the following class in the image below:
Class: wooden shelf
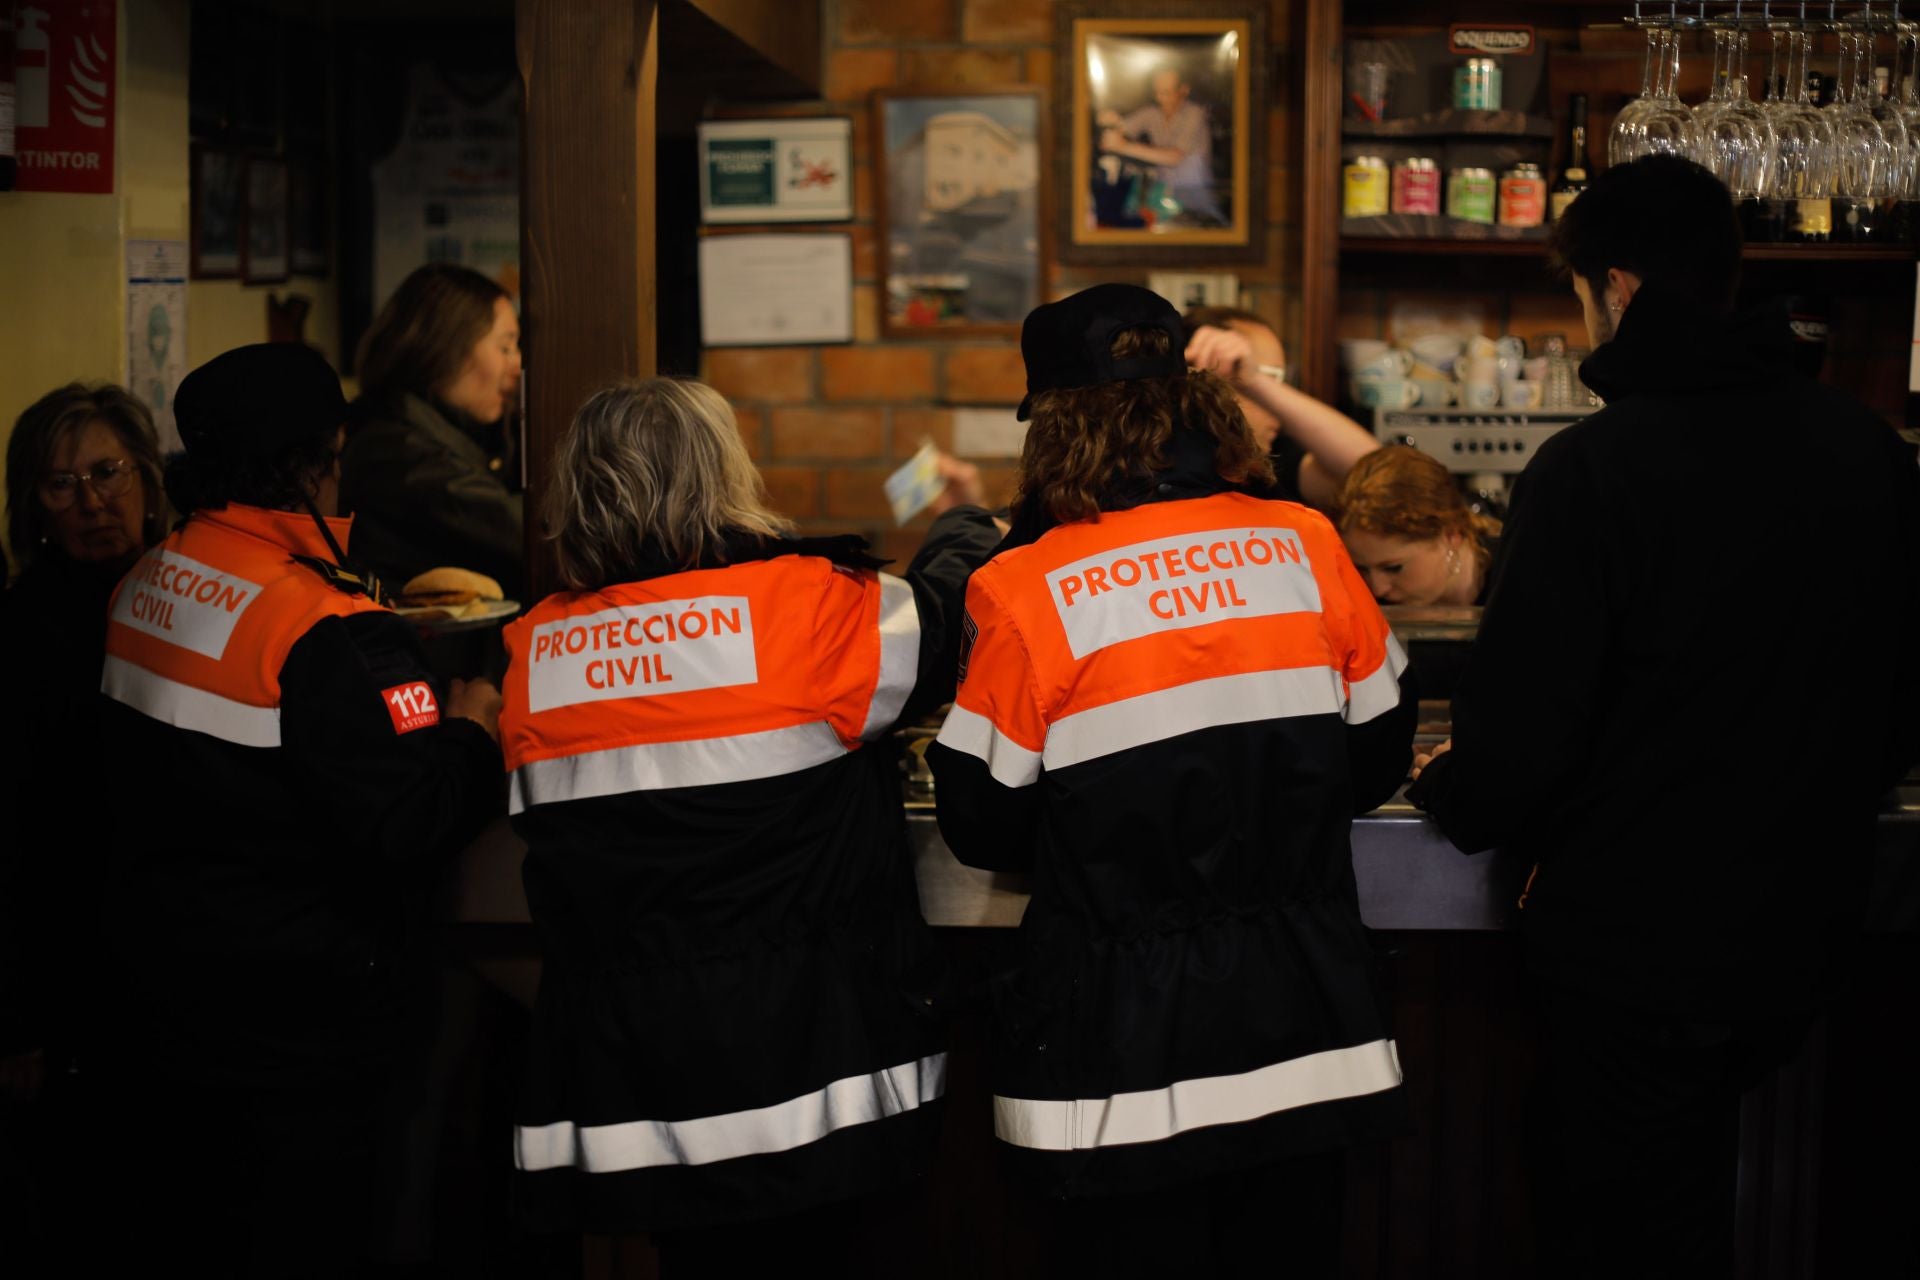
[1740,244,1914,263]
[1341,238,1915,262]
[1341,236,1548,256]
[1341,109,1555,140]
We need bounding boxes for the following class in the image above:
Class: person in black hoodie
[1407,156,1920,1277]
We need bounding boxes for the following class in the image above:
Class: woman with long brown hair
[927,284,1415,1274]
[341,263,526,597]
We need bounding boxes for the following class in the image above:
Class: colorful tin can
[1447,166,1496,224]
[1451,58,1503,110]
[1498,163,1546,227]
[1391,157,1441,214]
[1343,155,1390,217]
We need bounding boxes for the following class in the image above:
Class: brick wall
[701,0,1303,564]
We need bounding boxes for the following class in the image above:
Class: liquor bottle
[0,11,16,193]
[1548,94,1589,221]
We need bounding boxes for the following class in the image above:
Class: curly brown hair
[1014,325,1272,524]
[1335,445,1500,571]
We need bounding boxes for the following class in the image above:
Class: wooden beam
[516,0,659,598]
[1299,0,1342,402]
[677,0,820,98]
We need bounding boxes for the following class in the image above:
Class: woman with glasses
[0,384,167,1250]
[1181,305,1380,508]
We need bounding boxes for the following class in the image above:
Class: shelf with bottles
[1341,234,1549,257]
[1339,236,1914,262]
[1341,108,1558,140]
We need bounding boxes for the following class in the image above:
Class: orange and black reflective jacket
[96,504,503,1088]
[499,514,999,1233]
[928,447,1417,1197]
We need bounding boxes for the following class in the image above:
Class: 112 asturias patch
[383,681,441,733]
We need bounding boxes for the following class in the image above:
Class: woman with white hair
[498,378,998,1272]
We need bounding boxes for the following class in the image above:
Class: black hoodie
[1408,283,1920,1019]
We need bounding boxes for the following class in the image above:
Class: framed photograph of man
[1056,1,1266,262]
[874,88,1048,339]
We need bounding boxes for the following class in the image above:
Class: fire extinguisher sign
[14,2,115,195]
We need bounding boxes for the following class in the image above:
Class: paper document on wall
[127,239,189,454]
[700,234,853,346]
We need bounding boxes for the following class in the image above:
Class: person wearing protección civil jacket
[498,378,1000,1266]
[90,344,506,1276]
[928,285,1417,1273]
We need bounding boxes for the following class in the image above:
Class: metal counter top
[454,791,1919,935]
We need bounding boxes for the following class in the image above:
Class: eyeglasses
[39,458,138,511]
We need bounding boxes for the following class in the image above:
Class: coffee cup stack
[1342,333,1548,414]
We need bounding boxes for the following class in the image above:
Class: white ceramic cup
[1460,379,1500,410]
[1411,377,1455,407]
[1339,339,1393,370]
[1501,379,1544,409]
[1407,333,1465,367]
[1351,376,1420,409]
[1355,349,1413,379]
[1462,355,1498,383]
[1465,334,1499,360]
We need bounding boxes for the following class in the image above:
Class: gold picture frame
[1056,2,1266,263]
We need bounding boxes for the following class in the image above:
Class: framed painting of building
[874,88,1049,339]
[1056,1,1266,263]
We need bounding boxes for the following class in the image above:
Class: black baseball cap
[1016,284,1187,420]
[174,343,349,459]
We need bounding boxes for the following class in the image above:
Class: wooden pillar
[1299,0,1343,403]
[516,0,659,599]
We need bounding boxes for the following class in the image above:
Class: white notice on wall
[952,407,1027,459]
[1911,264,1920,394]
[127,238,188,453]
[700,234,853,347]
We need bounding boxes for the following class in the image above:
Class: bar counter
[455,789,1920,935]
[446,779,1919,1277]
[910,792,1920,934]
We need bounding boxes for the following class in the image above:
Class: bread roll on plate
[396,567,504,619]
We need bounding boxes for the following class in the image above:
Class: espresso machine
[1371,406,1595,518]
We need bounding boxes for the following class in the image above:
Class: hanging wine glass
[1827,28,1889,202]
[1858,18,1915,201]
[1638,21,1696,157]
[1687,25,1734,155]
[1694,27,1778,200]
[1612,25,1672,164]
[1828,24,1897,238]
[1765,27,1836,223]
[1897,21,1920,203]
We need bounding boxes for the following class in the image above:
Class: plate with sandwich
[393,567,520,630]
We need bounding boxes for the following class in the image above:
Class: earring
[1446,546,1460,577]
